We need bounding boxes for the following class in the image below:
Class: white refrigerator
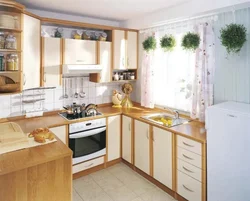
[206,101,250,201]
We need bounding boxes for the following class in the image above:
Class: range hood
[63,64,102,76]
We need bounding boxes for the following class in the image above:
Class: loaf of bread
[28,128,55,143]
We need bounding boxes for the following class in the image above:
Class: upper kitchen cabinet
[113,30,126,70]
[64,39,97,65]
[127,31,138,69]
[23,14,41,90]
[89,41,112,83]
[112,30,138,70]
[41,37,62,87]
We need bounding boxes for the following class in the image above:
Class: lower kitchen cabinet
[134,120,150,175]
[153,126,172,189]
[50,125,67,144]
[107,115,121,161]
[122,115,132,163]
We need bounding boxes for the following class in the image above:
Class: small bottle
[113,72,119,81]
[0,54,4,71]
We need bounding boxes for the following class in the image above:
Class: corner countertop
[5,105,206,143]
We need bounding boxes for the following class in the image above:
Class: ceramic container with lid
[7,54,18,71]
[5,34,17,49]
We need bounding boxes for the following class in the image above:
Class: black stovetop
[59,111,103,121]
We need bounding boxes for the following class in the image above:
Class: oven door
[69,126,106,165]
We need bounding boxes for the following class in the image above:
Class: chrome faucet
[164,107,180,119]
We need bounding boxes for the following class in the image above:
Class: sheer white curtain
[191,23,215,121]
[141,33,155,108]
[153,24,196,112]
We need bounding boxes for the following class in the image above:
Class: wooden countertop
[0,136,72,176]
[6,105,206,143]
[0,104,206,175]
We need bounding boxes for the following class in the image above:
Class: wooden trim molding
[172,133,177,192]
[60,38,63,86]
[41,17,139,32]
[131,118,135,165]
[149,125,153,177]
[202,143,207,201]
[23,10,41,20]
[40,36,44,86]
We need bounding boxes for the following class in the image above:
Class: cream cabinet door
[23,14,40,90]
[113,30,126,70]
[50,126,67,144]
[64,39,97,64]
[134,120,150,174]
[43,37,61,87]
[122,115,132,163]
[99,41,111,82]
[153,127,172,189]
[127,31,137,69]
[107,115,121,161]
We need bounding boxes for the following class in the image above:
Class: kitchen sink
[141,113,190,128]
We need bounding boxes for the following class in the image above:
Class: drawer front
[177,159,202,182]
[178,147,202,169]
[177,170,202,201]
[177,135,202,155]
[73,157,104,174]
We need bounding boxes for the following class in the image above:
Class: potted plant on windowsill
[181,32,200,51]
[220,23,247,55]
[142,36,157,53]
[160,34,176,52]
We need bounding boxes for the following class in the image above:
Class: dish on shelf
[0,75,19,93]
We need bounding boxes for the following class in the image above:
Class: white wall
[122,0,250,29]
[27,8,121,27]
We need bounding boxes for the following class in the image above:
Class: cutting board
[0,122,28,148]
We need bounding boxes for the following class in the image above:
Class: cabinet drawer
[177,147,202,169]
[177,170,202,201]
[177,135,202,155]
[177,159,202,182]
[73,157,104,174]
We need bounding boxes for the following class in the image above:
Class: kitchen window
[153,31,195,112]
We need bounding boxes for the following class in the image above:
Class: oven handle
[69,127,106,139]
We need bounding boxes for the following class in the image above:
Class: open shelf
[0,49,22,53]
[0,27,22,33]
[0,71,20,74]
[111,80,137,83]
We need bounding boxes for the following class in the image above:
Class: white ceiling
[16,0,187,21]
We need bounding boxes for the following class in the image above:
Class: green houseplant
[160,35,176,52]
[220,23,247,54]
[142,36,157,53]
[181,32,200,51]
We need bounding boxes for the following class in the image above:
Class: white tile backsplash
[0,77,137,119]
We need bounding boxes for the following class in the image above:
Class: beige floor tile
[90,169,113,182]
[112,168,141,184]
[73,175,96,189]
[74,177,105,201]
[140,188,174,201]
[96,174,124,192]
[125,177,156,196]
[106,185,138,201]
[131,198,143,201]
[73,189,83,201]
[86,192,113,201]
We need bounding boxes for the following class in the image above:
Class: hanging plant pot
[181,32,200,51]
[142,36,157,53]
[160,34,176,52]
[220,23,247,54]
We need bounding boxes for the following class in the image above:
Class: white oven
[68,118,106,165]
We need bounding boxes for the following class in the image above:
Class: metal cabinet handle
[85,163,94,168]
[146,129,149,139]
[127,57,129,67]
[23,73,26,86]
[183,166,194,173]
[183,185,194,192]
[182,154,194,160]
[129,122,131,131]
[152,132,155,142]
[183,142,194,147]
[122,58,125,66]
[77,60,85,63]
[44,72,46,83]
